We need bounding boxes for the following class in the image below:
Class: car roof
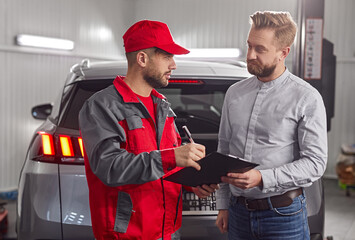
[66,59,251,85]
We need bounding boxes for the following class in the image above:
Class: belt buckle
[244,198,255,211]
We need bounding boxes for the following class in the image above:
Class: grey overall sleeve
[79,98,166,187]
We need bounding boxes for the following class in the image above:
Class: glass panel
[159,84,229,134]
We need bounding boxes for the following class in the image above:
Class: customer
[79,20,218,240]
[215,11,327,239]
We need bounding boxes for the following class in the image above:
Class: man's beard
[143,67,169,89]
[247,60,277,78]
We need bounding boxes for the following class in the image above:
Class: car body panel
[59,165,94,239]
[17,160,62,239]
[181,216,227,240]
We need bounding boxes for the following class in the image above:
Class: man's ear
[279,46,290,61]
[137,51,149,67]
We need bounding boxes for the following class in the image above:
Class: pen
[182,125,195,143]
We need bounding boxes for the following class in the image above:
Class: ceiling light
[15,34,74,51]
[177,48,242,58]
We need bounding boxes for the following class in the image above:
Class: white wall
[0,0,134,191]
[0,0,354,191]
[323,0,355,178]
[133,0,298,55]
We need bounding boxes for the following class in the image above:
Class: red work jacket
[79,76,183,239]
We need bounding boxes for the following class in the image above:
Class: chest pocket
[161,116,180,149]
[124,115,156,154]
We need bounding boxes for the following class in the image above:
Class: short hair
[125,47,170,66]
[249,11,297,49]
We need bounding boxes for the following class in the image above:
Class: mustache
[247,59,259,65]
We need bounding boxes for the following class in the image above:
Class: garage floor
[323,178,355,240]
[2,178,355,240]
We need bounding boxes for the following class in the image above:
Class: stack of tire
[336,144,355,196]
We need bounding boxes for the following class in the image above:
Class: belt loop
[266,197,273,210]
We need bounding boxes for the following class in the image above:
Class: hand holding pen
[182,125,194,143]
[173,125,205,171]
[181,125,220,197]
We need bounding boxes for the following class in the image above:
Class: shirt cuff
[216,196,230,210]
[259,169,277,193]
[216,184,231,210]
[160,148,176,173]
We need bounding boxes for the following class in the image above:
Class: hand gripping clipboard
[164,151,259,187]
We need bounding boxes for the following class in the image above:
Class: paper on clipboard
[164,151,258,187]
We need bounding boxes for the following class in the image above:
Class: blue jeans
[228,193,310,240]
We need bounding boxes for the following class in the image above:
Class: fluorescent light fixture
[15,34,74,51]
[178,48,242,58]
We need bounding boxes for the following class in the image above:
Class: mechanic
[79,20,218,240]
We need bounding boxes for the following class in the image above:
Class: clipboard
[164,151,258,187]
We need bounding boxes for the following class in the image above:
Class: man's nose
[247,49,256,60]
[170,58,177,70]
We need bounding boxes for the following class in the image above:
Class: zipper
[136,97,160,148]
[174,187,182,226]
[155,98,170,150]
[161,178,165,239]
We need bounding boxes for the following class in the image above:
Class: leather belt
[236,188,303,211]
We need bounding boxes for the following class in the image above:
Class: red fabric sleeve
[160,148,177,173]
[183,186,193,192]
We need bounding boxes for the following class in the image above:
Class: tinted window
[159,83,232,134]
[58,80,235,135]
[58,79,113,130]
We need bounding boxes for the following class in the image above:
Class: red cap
[123,20,190,55]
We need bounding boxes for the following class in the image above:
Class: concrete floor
[323,179,355,240]
[1,178,355,240]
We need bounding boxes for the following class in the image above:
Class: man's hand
[174,143,205,171]
[192,184,219,198]
[216,210,228,234]
[221,169,262,189]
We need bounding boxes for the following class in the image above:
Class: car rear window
[58,79,235,133]
[159,83,231,134]
[58,79,113,130]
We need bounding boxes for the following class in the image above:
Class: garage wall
[133,0,298,60]
[324,0,355,178]
[0,0,354,191]
[133,0,355,179]
[0,0,133,191]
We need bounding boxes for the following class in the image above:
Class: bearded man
[79,20,218,240]
[215,11,327,240]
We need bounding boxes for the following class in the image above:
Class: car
[17,59,325,240]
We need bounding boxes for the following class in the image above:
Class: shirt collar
[256,68,290,89]
[113,76,166,103]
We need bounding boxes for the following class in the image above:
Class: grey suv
[17,59,325,240]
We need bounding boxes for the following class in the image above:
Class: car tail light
[59,136,74,157]
[29,132,84,164]
[39,132,55,156]
[169,79,204,84]
[78,137,84,157]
